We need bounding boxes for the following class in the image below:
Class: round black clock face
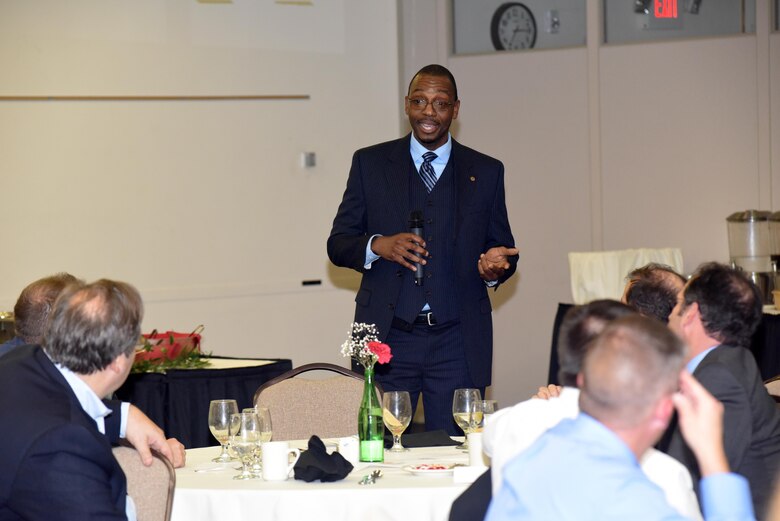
[490,2,537,51]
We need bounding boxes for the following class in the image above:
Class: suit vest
[394,157,459,324]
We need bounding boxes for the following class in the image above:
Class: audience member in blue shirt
[486,315,754,521]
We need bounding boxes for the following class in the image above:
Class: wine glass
[452,388,482,449]
[231,411,261,480]
[479,399,498,430]
[382,391,412,452]
[255,406,273,444]
[242,406,273,473]
[208,399,239,462]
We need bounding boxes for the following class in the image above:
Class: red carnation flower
[367,341,392,365]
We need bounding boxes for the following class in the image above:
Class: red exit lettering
[655,0,678,18]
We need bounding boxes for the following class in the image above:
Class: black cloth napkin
[383,429,460,449]
[293,435,354,482]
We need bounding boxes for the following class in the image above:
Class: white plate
[402,464,455,476]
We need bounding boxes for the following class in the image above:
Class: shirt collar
[410,132,452,167]
[52,358,111,433]
[686,344,719,373]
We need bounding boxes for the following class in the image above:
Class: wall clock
[490,2,537,51]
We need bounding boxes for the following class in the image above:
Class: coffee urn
[726,210,773,303]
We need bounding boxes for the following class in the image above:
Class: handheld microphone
[409,210,424,286]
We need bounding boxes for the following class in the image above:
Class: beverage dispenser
[727,210,773,303]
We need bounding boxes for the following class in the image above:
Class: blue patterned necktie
[419,151,438,193]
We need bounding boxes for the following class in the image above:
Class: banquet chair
[765,375,780,403]
[112,444,176,521]
[254,362,381,441]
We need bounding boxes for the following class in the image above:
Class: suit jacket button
[388,303,395,310]
[396,270,402,277]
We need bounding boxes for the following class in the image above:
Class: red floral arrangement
[341,323,392,369]
[132,326,210,373]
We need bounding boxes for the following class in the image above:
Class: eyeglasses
[407,98,454,112]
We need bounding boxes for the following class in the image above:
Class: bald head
[44,279,143,375]
[579,315,685,428]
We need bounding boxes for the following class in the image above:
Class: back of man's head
[43,279,143,375]
[579,315,685,429]
[14,273,80,344]
[623,263,686,324]
[557,299,636,387]
[683,262,762,347]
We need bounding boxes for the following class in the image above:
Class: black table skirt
[115,356,292,448]
[547,303,780,385]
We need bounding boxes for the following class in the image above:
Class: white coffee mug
[337,436,359,466]
[468,432,488,467]
[262,441,301,481]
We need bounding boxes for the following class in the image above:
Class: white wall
[0,0,400,368]
[399,0,779,407]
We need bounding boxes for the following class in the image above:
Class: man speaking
[328,64,518,433]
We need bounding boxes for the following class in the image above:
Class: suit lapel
[384,134,413,230]
[452,140,476,238]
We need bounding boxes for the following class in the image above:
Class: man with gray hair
[486,315,754,520]
[0,279,178,520]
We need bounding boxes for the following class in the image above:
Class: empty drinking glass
[480,399,498,430]
[231,411,261,480]
[208,399,239,462]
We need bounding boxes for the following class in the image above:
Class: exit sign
[655,0,678,18]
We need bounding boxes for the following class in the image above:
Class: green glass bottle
[358,366,384,462]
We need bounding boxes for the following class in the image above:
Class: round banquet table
[171,440,472,521]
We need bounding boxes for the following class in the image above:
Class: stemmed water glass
[382,391,412,452]
[452,388,482,449]
[208,399,239,462]
[231,411,262,480]
[480,399,498,430]
[242,406,273,473]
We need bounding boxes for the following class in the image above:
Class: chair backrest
[765,375,780,403]
[253,362,377,441]
[112,445,176,521]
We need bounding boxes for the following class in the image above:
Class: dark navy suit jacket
[661,344,780,518]
[0,346,127,520]
[327,134,517,387]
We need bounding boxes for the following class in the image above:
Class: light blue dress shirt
[54,362,137,521]
[686,345,719,373]
[486,413,754,521]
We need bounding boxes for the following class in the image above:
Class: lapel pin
[469,176,476,182]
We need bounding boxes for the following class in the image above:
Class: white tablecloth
[171,442,470,521]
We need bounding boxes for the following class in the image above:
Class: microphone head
[409,210,424,227]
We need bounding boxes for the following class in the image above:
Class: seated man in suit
[0,279,176,520]
[486,315,754,521]
[661,262,780,519]
[481,301,701,520]
[622,263,686,324]
[0,273,185,469]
